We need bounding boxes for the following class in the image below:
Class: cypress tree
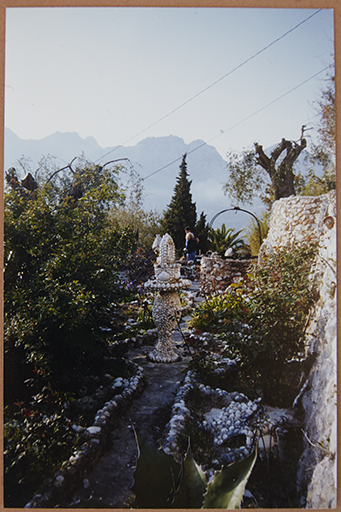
[162,154,197,255]
[195,211,210,255]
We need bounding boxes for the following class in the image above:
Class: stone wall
[200,256,253,296]
[262,191,337,508]
[199,191,337,507]
[263,192,333,247]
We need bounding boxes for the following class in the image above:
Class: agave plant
[207,224,249,257]
[132,430,257,509]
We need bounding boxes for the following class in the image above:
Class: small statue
[144,233,192,362]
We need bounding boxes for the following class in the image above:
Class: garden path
[68,280,203,508]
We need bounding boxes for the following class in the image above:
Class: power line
[142,65,331,181]
[95,9,322,164]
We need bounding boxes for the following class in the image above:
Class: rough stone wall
[199,191,337,507]
[262,191,337,508]
[200,256,253,296]
[264,193,333,248]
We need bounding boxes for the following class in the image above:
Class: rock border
[24,287,197,508]
[162,368,301,481]
[25,364,145,508]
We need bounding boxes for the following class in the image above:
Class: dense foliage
[108,194,164,250]
[207,224,250,257]
[4,164,137,396]
[194,211,210,255]
[189,242,319,406]
[162,154,197,255]
[4,163,138,506]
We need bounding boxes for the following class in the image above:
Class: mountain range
[4,128,313,231]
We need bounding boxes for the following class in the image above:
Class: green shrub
[4,388,81,507]
[244,210,269,256]
[4,163,138,505]
[240,241,318,404]
[189,286,247,333]
[4,164,137,398]
[207,224,249,257]
[189,242,319,406]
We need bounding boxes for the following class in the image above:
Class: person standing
[184,226,199,262]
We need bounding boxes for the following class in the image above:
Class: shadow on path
[69,345,190,507]
[68,280,203,508]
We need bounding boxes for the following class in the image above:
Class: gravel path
[68,281,202,508]
[68,344,190,508]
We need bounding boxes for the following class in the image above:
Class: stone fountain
[144,233,192,362]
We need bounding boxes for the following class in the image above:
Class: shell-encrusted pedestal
[144,234,192,362]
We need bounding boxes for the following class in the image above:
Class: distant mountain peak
[4,129,263,230]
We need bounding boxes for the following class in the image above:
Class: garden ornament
[144,234,192,362]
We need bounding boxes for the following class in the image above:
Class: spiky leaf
[203,448,257,509]
[132,430,181,508]
[172,439,207,508]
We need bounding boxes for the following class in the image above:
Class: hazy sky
[5,7,334,162]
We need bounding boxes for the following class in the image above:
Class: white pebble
[87,426,101,435]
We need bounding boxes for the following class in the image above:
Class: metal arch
[209,206,262,249]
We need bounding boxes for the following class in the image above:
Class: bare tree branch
[46,157,77,183]
[100,158,131,170]
[253,126,308,200]
[270,138,292,162]
[254,143,271,170]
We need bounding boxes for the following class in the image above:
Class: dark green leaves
[132,432,256,509]
[207,224,248,257]
[162,154,197,255]
[132,430,182,508]
[187,242,319,406]
[203,448,257,509]
[4,164,137,393]
[172,440,207,508]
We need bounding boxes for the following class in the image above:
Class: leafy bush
[244,210,269,256]
[4,164,137,397]
[4,163,138,505]
[189,285,247,333]
[4,388,81,507]
[189,242,319,406]
[241,241,318,404]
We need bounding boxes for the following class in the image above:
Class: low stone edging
[162,366,301,482]
[25,291,197,507]
[25,364,145,508]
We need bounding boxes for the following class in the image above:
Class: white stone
[87,426,101,435]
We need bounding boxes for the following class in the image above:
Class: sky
[4,7,335,164]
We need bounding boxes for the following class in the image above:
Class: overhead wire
[142,64,332,180]
[95,8,322,164]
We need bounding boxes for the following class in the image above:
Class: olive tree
[224,125,308,207]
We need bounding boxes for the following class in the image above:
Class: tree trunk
[254,126,307,200]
